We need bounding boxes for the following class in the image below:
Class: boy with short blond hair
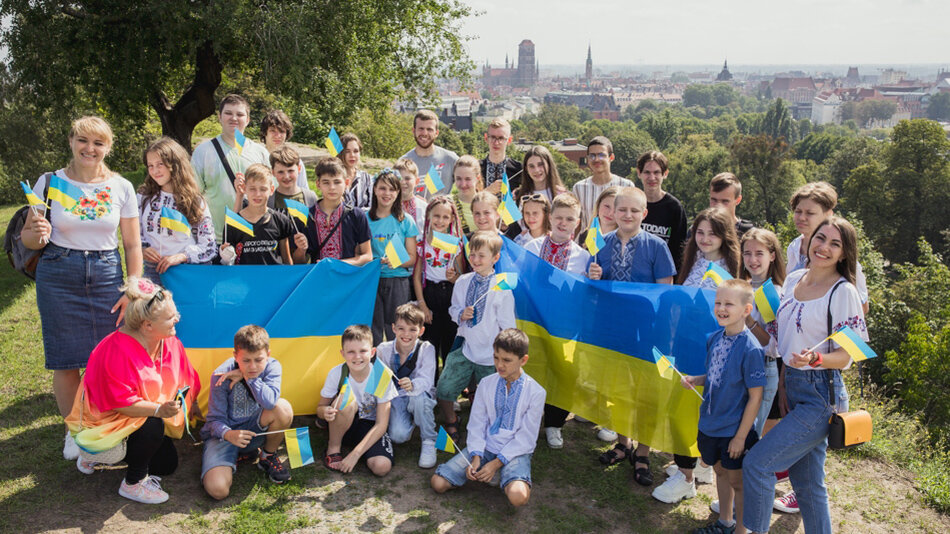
[431,328,546,507]
[201,325,295,499]
[680,279,765,533]
[300,157,372,265]
[436,231,516,444]
[317,325,398,476]
[375,303,439,467]
[267,145,318,227]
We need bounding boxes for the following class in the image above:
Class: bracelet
[808,351,824,368]
[153,404,161,417]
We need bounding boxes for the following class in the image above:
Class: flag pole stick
[671,365,705,401]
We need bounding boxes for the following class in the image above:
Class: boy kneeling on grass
[430,328,546,507]
[201,325,295,500]
[681,279,765,534]
[317,324,398,476]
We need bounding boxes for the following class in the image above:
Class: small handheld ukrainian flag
[702,262,733,286]
[175,387,196,441]
[282,198,309,226]
[424,164,445,194]
[225,207,255,237]
[20,182,45,208]
[338,377,357,410]
[365,358,395,398]
[828,326,877,362]
[754,278,781,323]
[384,236,410,268]
[283,427,315,468]
[233,128,247,156]
[430,231,460,254]
[462,234,470,257]
[652,347,676,377]
[47,175,84,210]
[500,172,511,197]
[435,426,457,454]
[498,191,522,225]
[160,206,192,235]
[325,127,344,157]
[585,217,607,256]
[492,272,518,291]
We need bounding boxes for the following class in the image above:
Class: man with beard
[401,110,459,199]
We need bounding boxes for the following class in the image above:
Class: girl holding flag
[20,116,142,462]
[138,137,217,283]
[743,216,868,534]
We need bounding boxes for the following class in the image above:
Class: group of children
[120,102,870,529]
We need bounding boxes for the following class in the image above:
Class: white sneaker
[665,464,679,477]
[545,427,563,449]
[418,440,437,469]
[651,470,696,503]
[573,415,590,423]
[694,463,714,484]
[596,427,618,442]
[63,430,79,460]
[710,499,720,514]
[76,456,98,475]
[118,475,169,504]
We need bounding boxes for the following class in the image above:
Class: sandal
[323,452,344,471]
[631,455,653,486]
[598,443,630,466]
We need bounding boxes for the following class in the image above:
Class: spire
[587,43,592,62]
[505,54,509,69]
[723,59,728,69]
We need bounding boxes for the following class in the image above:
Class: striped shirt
[571,174,635,229]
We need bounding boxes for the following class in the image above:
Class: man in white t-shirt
[571,136,634,229]
[401,109,459,199]
[191,94,271,241]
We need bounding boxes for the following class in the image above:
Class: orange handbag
[828,409,872,450]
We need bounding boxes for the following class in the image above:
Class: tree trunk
[150,41,222,153]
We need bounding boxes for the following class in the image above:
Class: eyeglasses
[487,135,508,143]
[587,153,610,161]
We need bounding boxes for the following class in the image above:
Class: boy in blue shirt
[201,325,295,499]
[681,279,766,534]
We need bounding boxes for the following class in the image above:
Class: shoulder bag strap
[211,138,238,188]
[825,280,845,410]
[313,206,351,259]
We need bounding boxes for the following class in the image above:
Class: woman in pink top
[66,277,200,505]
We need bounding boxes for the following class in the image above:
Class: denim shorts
[36,244,124,370]
[435,448,532,489]
[200,417,269,479]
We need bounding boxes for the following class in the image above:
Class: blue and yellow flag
[702,262,733,286]
[462,234,470,257]
[175,387,196,441]
[652,347,676,378]
[498,191,522,225]
[497,238,717,456]
[48,175,83,210]
[365,357,395,398]
[430,231,460,254]
[20,181,45,208]
[233,128,247,156]
[284,427,315,468]
[160,206,192,235]
[500,172,511,198]
[492,272,518,291]
[282,198,309,226]
[162,260,381,414]
[325,127,344,157]
[585,217,607,256]
[338,376,357,410]
[435,426,457,454]
[754,278,781,323]
[424,164,445,194]
[829,326,877,362]
[384,237,410,268]
[225,207,255,237]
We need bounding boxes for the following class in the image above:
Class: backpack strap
[211,138,238,189]
[392,340,422,383]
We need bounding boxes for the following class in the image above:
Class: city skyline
[462,0,950,66]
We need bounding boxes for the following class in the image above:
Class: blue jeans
[754,358,779,436]
[743,367,848,533]
[388,392,438,443]
[435,448,532,489]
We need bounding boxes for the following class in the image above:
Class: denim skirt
[35,243,124,370]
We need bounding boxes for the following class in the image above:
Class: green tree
[550,150,586,188]
[343,108,415,159]
[609,129,658,179]
[885,315,950,442]
[730,134,798,224]
[638,109,681,150]
[665,134,732,217]
[519,104,582,142]
[820,135,882,193]
[761,99,795,142]
[0,0,473,150]
[796,132,846,165]
[927,92,950,121]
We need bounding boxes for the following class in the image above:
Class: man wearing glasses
[480,118,523,196]
[571,136,635,229]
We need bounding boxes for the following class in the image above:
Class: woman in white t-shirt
[21,116,143,462]
[742,217,868,534]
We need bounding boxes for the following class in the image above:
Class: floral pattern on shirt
[69,187,113,220]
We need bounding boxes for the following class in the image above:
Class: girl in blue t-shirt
[368,170,419,345]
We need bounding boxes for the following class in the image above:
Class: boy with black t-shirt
[636,151,688,268]
[220,164,304,265]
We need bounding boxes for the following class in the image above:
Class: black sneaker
[257,451,291,484]
[237,447,260,464]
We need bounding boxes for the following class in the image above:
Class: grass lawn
[0,203,948,533]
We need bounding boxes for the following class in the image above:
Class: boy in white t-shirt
[317,325,398,476]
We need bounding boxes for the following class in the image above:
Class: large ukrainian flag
[162,260,381,415]
[498,240,717,456]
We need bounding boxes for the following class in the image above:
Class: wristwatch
[808,351,823,368]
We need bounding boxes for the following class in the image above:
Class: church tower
[585,44,593,85]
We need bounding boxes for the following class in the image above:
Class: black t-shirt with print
[230,208,297,265]
[642,192,689,270]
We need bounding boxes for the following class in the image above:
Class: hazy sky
[462,0,950,66]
